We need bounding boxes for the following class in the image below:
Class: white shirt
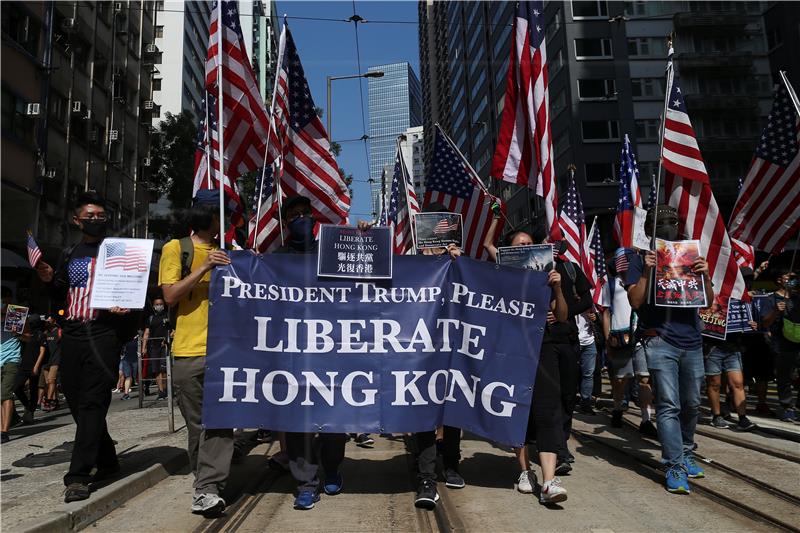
[575,313,595,346]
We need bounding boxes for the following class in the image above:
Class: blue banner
[202,252,550,446]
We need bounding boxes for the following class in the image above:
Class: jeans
[415,425,461,482]
[578,342,597,403]
[286,432,348,492]
[642,336,704,467]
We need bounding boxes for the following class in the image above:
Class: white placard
[633,206,651,250]
[89,238,155,310]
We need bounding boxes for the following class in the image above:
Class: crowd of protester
[1,190,797,517]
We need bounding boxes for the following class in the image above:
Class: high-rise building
[420,0,774,239]
[2,1,156,257]
[251,0,280,100]
[400,125,426,197]
[763,1,800,89]
[367,62,423,215]
[418,1,451,175]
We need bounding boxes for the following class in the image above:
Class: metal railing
[136,336,176,432]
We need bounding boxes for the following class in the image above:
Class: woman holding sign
[484,210,571,504]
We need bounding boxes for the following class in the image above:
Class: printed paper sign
[633,207,651,250]
[317,225,392,279]
[3,305,29,333]
[496,244,554,271]
[700,294,728,340]
[654,238,707,308]
[413,212,463,250]
[726,298,754,335]
[89,238,155,310]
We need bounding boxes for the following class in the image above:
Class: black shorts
[147,345,167,375]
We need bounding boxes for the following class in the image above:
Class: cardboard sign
[317,225,393,279]
[496,244,554,271]
[413,212,463,250]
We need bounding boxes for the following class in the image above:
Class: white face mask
[153,305,165,313]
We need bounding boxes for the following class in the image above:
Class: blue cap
[193,189,220,207]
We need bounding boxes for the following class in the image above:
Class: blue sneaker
[323,472,343,495]
[780,408,797,422]
[683,455,705,479]
[665,465,690,494]
[294,490,320,510]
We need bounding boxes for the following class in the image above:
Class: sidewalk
[1,405,187,532]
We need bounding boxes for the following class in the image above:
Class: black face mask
[81,219,108,238]
[654,224,679,241]
[288,216,315,250]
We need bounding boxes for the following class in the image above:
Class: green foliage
[148,112,198,210]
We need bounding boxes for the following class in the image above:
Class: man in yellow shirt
[159,190,232,516]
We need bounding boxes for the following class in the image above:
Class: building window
[550,48,565,77]
[624,1,672,16]
[581,120,619,141]
[638,161,659,183]
[552,90,567,116]
[574,38,612,60]
[554,131,570,156]
[767,26,782,50]
[577,79,616,100]
[155,25,164,39]
[585,163,617,184]
[2,3,42,57]
[571,0,608,19]
[631,77,666,98]
[627,37,668,57]
[546,8,562,42]
[152,78,162,91]
[1,89,34,142]
[634,119,661,140]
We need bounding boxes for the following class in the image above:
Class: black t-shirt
[146,313,171,346]
[20,331,46,372]
[44,329,61,362]
[543,260,592,344]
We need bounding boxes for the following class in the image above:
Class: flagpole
[215,0,226,249]
[779,70,800,116]
[652,37,675,252]
[205,94,212,190]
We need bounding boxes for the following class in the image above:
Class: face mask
[153,305,165,313]
[81,218,108,238]
[654,224,679,241]
[288,216,315,250]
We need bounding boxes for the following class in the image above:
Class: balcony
[673,12,751,31]
[675,51,753,71]
[684,94,759,111]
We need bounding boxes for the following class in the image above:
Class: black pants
[526,342,563,453]
[555,342,579,462]
[285,432,348,492]
[60,333,121,485]
[12,367,35,412]
[415,425,461,482]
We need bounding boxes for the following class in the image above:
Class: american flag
[662,48,746,302]
[614,247,630,276]
[387,148,420,254]
[425,124,500,259]
[729,82,800,254]
[614,134,643,248]
[271,23,350,225]
[66,256,98,322]
[731,176,755,270]
[248,165,283,253]
[491,0,559,241]
[433,218,459,235]
[557,172,589,274]
[26,232,42,267]
[588,218,611,308]
[197,2,274,232]
[646,171,659,210]
[105,242,149,272]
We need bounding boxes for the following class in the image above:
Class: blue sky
[275,1,420,221]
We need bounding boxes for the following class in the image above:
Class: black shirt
[543,260,592,344]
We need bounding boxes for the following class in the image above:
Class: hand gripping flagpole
[216,0,226,249]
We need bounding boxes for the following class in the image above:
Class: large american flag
[729,82,800,254]
[557,172,589,271]
[614,134,643,248]
[387,148,420,254]
[26,233,42,267]
[425,125,499,259]
[66,256,98,322]
[662,49,745,302]
[270,23,350,225]
[105,241,149,272]
[731,176,755,270]
[196,2,273,226]
[588,218,610,308]
[491,0,559,241]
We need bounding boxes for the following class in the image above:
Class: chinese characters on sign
[654,239,707,308]
[317,225,393,279]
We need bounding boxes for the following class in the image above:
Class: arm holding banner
[550,269,568,322]
[162,245,230,307]
[482,215,501,262]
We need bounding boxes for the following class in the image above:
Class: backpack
[168,236,194,327]
[782,297,800,344]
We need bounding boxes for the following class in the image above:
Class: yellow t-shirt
[158,238,216,357]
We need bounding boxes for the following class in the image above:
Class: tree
[148,112,198,210]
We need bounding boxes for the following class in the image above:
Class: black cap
[531,225,548,244]
[280,195,312,219]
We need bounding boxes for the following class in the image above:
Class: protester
[1,287,24,444]
[159,189,233,516]
[142,297,170,400]
[35,191,136,502]
[626,205,714,494]
[742,263,774,416]
[15,314,47,423]
[276,195,348,511]
[39,317,62,412]
[575,309,598,415]
[762,270,800,422]
[119,337,139,401]
[604,255,656,438]
[483,212,570,504]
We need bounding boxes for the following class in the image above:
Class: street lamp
[326,71,384,137]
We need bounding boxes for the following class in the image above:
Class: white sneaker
[191,493,226,515]
[539,477,567,504]
[516,470,536,493]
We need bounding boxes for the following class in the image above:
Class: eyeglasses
[80,214,108,221]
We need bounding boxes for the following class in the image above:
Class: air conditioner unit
[26,103,41,116]
[45,167,58,179]
[145,43,157,54]
[114,2,124,12]
[109,130,119,141]
[142,157,151,167]
[61,18,76,32]
[143,100,155,110]
[84,110,92,120]
[72,101,83,113]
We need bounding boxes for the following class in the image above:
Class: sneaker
[755,402,774,417]
[554,461,572,476]
[353,433,375,448]
[710,415,731,429]
[111,388,121,393]
[121,394,130,401]
[665,465,690,494]
[611,409,623,428]
[293,490,320,510]
[255,429,271,443]
[639,420,658,438]
[734,416,756,432]
[620,400,630,411]
[323,472,343,495]
[191,493,225,515]
[414,479,440,510]
[683,455,705,479]
[579,400,595,415]
[779,408,797,423]
[144,386,151,396]
[64,482,91,503]
[22,409,34,425]
[539,477,567,504]
[444,468,465,489]
[516,470,536,493]
[1,432,9,444]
